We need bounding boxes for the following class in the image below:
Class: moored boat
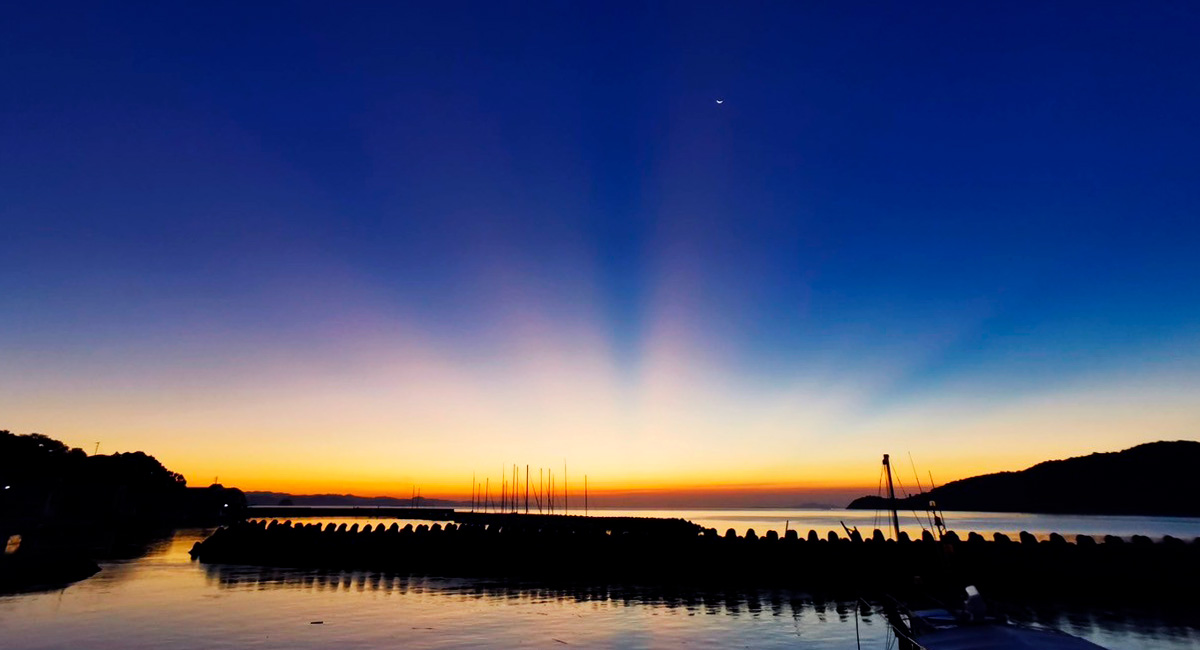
[872,454,1108,649]
[887,586,1106,649]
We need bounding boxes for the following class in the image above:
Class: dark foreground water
[2,510,1199,649]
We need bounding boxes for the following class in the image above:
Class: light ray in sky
[2,2,1198,503]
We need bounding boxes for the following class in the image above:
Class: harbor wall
[191,520,1200,605]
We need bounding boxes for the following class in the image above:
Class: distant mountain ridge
[245,491,461,508]
[847,440,1200,516]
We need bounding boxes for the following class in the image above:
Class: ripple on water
[0,528,1197,649]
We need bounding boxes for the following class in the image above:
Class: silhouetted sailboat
[876,454,1108,650]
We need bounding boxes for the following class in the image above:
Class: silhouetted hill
[0,429,245,528]
[847,440,1200,516]
[245,491,461,508]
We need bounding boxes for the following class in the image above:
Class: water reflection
[198,562,1199,645]
[196,563,1200,647]
[4,527,1198,650]
[1004,604,1200,647]
[203,562,850,620]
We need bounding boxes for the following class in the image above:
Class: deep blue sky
[2,2,1198,493]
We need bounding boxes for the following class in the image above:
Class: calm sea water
[2,510,1198,649]
[614,508,1200,541]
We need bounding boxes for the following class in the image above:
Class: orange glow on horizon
[170,452,1096,505]
[7,303,1197,508]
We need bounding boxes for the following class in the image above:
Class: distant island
[847,440,1200,517]
[246,491,461,508]
[245,492,839,510]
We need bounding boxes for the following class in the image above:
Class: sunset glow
[2,3,1198,505]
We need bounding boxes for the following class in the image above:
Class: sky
[2,2,1199,504]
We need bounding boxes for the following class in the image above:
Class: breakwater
[242,507,701,537]
[191,520,1200,606]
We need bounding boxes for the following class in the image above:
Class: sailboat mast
[883,454,901,540]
